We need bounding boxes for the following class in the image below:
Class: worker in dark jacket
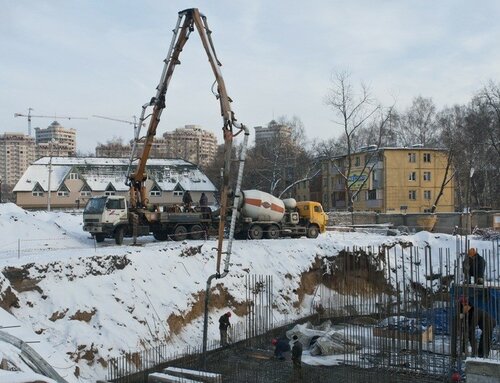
[272,338,291,360]
[460,298,496,357]
[463,247,486,284]
[219,311,231,347]
[182,190,193,210]
[291,335,303,380]
[199,192,208,207]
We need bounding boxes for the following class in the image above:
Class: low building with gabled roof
[13,157,217,210]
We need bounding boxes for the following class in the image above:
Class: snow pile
[0,203,493,382]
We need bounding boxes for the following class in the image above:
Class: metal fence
[105,238,500,382]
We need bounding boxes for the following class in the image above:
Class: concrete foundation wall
[466,359,500,383]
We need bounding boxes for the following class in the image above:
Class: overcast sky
[1,1,499,153]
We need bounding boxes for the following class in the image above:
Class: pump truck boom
[83,8,248,250]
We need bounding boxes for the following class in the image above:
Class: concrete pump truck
[83,8,248,245]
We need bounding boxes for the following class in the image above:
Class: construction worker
[463,248,486,284]
[272,338,291,360]
[219,311,231,347]
[291,335,303,380]
[459,297,496,358]
[182,190,193,211]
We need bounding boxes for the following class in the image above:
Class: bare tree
[243,117,313,197]
[324,71,386,209]
[395,96,440,147]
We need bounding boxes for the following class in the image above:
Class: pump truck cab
[233,190,328,239]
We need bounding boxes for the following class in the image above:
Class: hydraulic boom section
[127,8,245,273]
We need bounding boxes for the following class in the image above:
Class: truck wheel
[249,225,263,240]
[153,230,168,241]
[173,225,188,241]
[114,227,125,245]
[95,234,105,243]
[265,225,280,239]
[306,225,319,239]
[189,225,203,240]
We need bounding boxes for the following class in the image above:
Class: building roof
[14,157,216,193]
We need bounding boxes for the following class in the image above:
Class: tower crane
[92,115,145,142]
[14,108,87,136]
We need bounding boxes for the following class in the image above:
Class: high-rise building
[0,133,36,190]
[162,125,217,167]
[35,121,76,156]
[254,123,292,147]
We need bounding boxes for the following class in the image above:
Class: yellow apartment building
[321,147,454,213]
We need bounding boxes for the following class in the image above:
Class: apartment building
[95,141,131,158]
[0,133,36,191]
[321,147,454,213]
[254,123,292,147]
[162,125,217,168]
[35,121,76,155]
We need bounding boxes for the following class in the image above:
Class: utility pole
[47,139,54,212]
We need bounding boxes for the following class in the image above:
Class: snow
[0,202,494,382]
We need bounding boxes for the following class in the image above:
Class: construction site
[104,240,500,383]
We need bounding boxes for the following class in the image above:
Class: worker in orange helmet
[218,311,231,347]
[462,248,486,284]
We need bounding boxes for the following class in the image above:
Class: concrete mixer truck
[232,190,328,239]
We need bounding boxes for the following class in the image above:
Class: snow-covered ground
[0,203,494,382]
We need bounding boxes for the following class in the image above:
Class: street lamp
[0,177,2,203]
[47,139,55,212]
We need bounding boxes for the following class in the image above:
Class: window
[355,156,360,166]
[80,191,91,197]
[173,191,183,197]
[424,208,432,213]
[313,205,323,213]
[69,173,79,180]
[150,185,161,197]
[106,199,125,209]
[424,190,432,200]
[104,191,115,196]
[408,153,416,163]
[367,189,377,200]
[423,171,431,181]
[408,172,416,181]
[57,191,69,197]
[32,191,44,197]
[408,190,417,200]
[423,153,431,163]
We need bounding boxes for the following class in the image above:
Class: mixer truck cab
[234,190,328,240]
[295,201,328,237]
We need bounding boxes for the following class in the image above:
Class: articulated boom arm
[128,8,245,272]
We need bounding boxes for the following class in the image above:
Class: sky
[1,202,496,381]
[1,1,499,153]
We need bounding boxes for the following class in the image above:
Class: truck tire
[153,230,168,241]
[114,227,125,245]
[95,234,105,243]
[265,225,280,239]
[189,225,203,240]
[249,225,263,240]
[306,225,319,239]
[173,225,188,241]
